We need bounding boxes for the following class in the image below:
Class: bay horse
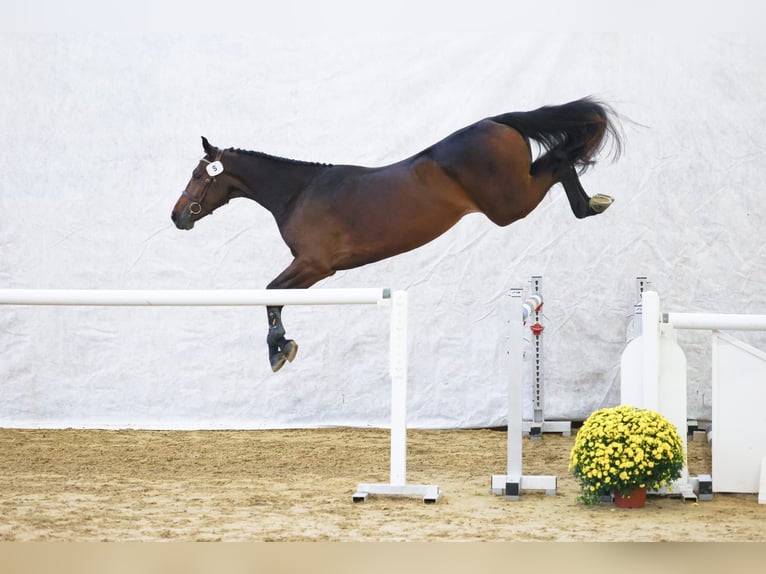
[172,97,622,372]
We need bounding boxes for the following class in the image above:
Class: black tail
[491,97,622,173]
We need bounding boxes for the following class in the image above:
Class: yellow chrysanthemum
[569,406,685,505]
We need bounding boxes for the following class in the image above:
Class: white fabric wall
[1,3,765,428]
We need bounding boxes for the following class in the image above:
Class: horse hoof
[270,352,287,373]
[589,194,614,214]
[282,339,298,362]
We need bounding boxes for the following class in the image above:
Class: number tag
[206,161,224,177]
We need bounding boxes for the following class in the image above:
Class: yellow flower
[570,406,685,505]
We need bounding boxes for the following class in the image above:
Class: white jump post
[523,276,571,439]
[621,287,766,503]
[0,287,440,504]
[353,289,441,503]
[491,288,557,500]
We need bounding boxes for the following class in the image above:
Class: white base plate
[491,474,557,498]
[353,482,441,504]
[523,420,572,436]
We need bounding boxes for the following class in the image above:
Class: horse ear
[201,136,216,156]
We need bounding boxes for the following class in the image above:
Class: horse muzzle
[171,209,195,230]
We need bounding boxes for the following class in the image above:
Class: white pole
[665,312,766,331]
[506,289,523,481]
[0,288,389,307]
[388,290,408,486]
[641,291,661,411]
[354,288,440,502]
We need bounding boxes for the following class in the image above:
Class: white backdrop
[2,3,765,428]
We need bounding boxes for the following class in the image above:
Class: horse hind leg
[535,151,613,219]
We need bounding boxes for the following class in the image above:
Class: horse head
[171,137,237,230]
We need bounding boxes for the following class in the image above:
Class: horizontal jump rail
[663,312,766,331]
[0,288,391,307]
[0,285,439,501]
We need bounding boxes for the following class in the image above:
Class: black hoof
[270,352,287,373]
[282,339,298,363]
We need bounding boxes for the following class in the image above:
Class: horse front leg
[266,305,297,373]
[265,257,335,372]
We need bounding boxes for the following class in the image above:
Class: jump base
[491,474,557,499]
[353,483,442,504]
[522,420,572,437]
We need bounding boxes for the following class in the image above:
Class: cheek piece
[181,151,225,216]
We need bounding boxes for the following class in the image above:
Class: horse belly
[333,173,474,268]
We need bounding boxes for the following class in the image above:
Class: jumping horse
[172,97,622,372]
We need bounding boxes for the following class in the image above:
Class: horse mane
[227,147,333,168]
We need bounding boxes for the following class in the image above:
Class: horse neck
[226,150,328,221]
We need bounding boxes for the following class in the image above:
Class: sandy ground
[0,427,763,541]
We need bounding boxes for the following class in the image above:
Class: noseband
[182,149,225,216]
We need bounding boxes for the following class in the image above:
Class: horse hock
[267,306,299,372]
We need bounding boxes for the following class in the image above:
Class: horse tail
[491,96,622,173]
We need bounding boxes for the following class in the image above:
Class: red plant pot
[613,486,647,508]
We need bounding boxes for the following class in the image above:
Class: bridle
[181,149,225,216]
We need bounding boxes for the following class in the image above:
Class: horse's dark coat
[172,97,622,371]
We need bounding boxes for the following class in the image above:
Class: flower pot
[613,486,647,508]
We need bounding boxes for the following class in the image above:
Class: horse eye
[192,171,202,180]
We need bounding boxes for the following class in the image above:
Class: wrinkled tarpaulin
[1,25,765,429]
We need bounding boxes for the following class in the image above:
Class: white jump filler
[621,284,766,503]
[0,287,441,504]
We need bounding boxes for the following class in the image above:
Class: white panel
[712,332,766,493]
[620,337,644,407]
[657,327,689,486]
[620,323,690,486]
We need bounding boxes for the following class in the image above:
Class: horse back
[279,151,479,269]
[277,119,533,269]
